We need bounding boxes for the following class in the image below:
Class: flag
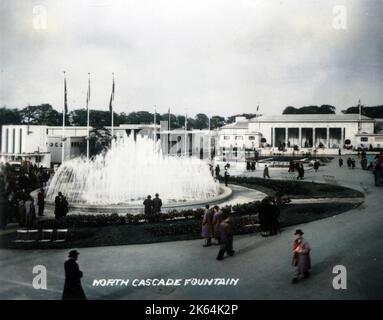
[109,77,115,113]
[64,76,68,114]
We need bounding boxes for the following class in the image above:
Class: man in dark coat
[216,217,235,260]
[62,250,87,300]
[224,170,230,187]
[152,193,162,222]
[259,198,272,237]
[143,195,153,222]
[54,192,65,219]
[37,188,45,216]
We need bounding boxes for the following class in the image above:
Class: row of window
[223,135,256,141]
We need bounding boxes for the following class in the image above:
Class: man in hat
[62,250,87,300]
[292,229,311,283]
[143,195,153,222]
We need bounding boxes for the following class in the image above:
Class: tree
[282,105,335,114]
[342,105,383,118]
[19,104,62,125]
[210,116,226,129]
[193,113,209,129]
[86,127,112,156]
[0,107,21,126]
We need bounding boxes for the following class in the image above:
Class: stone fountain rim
[31,186,232,213]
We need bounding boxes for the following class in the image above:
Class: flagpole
[111,73,115,140]
[86,72,90,160]
[61,71,66,164]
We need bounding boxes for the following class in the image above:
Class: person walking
[201,204,213,247]
[62,250,87,300]
[269,198,281,236]
[216,216,235,260]
[263,165,270,179]
[143,195,153,222]
[152,193,162,222]
[292,229,311,283]
[212,205,223,244]
[338,158,343,167]
[224,170,230,187]
[37,188,45,216]
[313,160,319,172]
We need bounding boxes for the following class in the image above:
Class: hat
[294,229,304,236]
[68,250,80,258]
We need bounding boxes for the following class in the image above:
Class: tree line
[282,104,383,118]
[0,104,259,130]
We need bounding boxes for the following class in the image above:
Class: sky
[0,0,382,117]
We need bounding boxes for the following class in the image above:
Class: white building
[217,117,262,161]
[0,125,51,167]
[248,114,376,152]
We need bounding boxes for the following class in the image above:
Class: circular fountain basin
[34,185,233,215]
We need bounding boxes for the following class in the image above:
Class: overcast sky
[0,0,382,116]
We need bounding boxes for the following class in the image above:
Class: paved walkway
[0,155,382,299]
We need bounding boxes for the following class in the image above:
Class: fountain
[45,133,230,213]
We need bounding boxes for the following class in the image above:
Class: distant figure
[292,229,311,283]
[288,160,295,173]
[62,250,87,300]
[338,158,343,167]
[216,216,235,260]
[37,188,45,216]
[201,204,213,247]
[313,161,319,172]
[143,195,153,221]
[152,193,162,221]
[351,158,356,169]
[297,163,304,180]
[347,157,352,169]
[215,165,221,178]
[338,148,342,156]
[269,198,281,236]
[263,165,270,179]
[212,205,223,244]
[224,170,230,187]
[246,161,251,171]
[259,198,272,237]
[251,162,256,171]
[54,192,66,219]
[24,195,36,229]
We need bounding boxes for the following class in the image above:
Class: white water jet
[46,133,220,205]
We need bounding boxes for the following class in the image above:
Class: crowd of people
[338,149,383,186]
[0,162,51,229]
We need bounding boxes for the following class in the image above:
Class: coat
[258,202,272,232]
[62,259,86,300]
[143,198,153,215]
[292,238,311,274]
[212,210,223,239]
[152,197,162,214]
[219,219,234,251]
[201,209,213,238]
